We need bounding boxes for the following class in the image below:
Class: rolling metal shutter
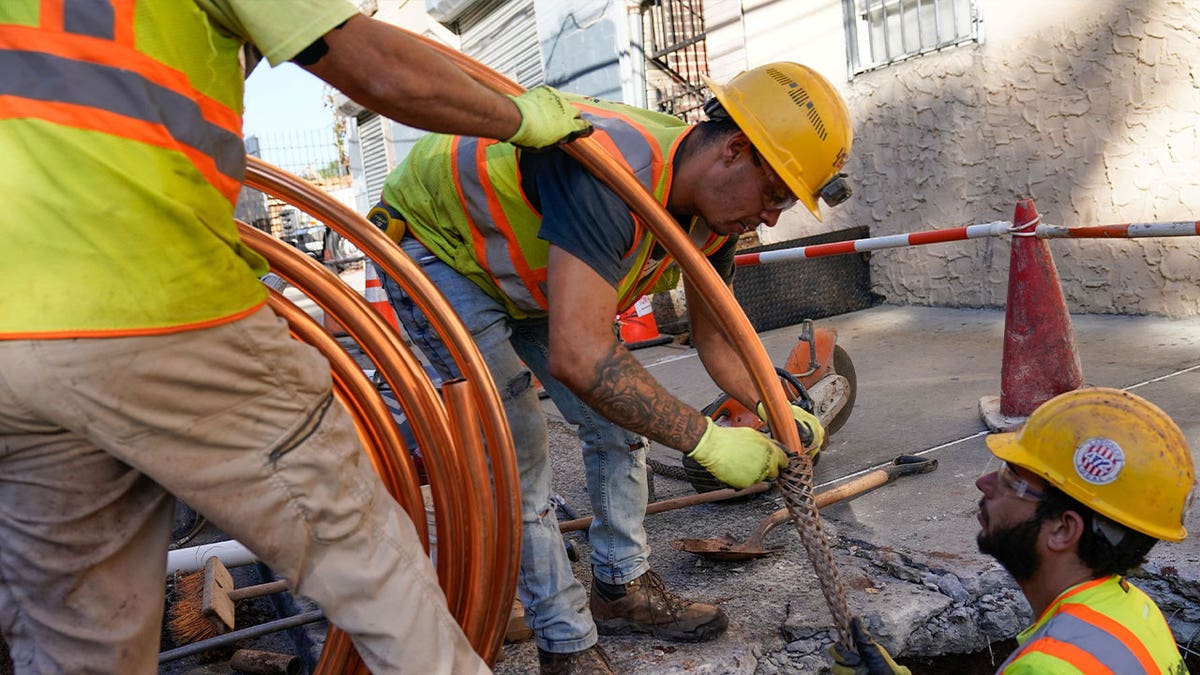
[456,0,543,88]
[357,111,389,204]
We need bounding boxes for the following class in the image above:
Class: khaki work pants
[0,307,487,675]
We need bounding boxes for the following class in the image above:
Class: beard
[977,507,1043,582]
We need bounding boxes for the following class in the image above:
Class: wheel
[826,345,856,436]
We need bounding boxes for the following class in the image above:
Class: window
[843,0,983,76]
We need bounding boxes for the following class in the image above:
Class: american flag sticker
[1073,438,1126,485]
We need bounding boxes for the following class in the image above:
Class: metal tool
[672,455,937,561]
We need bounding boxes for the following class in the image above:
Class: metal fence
[238,129,355,264]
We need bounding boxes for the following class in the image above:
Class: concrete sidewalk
[496,304,1200,674]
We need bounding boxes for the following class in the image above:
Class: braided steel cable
[777,454,855,650]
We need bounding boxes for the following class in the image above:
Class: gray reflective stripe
[1000,613,1149,674]
[65,0,114,39]
[585,113,655,191]
[456,137,537,310]
[0,49,245,183]
[456,117,661,312]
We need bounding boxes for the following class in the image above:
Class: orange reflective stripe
[621,264,668,307]
[1060,603,1160,675]
[1032,577,1113,627]
[576,103,653,260]
[2,301,267,340]
[578,100,665,188]
[39,0,63,31]
[1015,636,1115,675]
[1,26,241,134]
[1056,577,1110,603]
[0,95,242,202]
[111,0,134,45]
[475,139,547,308]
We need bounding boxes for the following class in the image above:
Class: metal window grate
[640,0,709,123]
[843,0,983,77]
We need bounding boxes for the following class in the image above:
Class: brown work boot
[590,569,728,642]
[537,644,614,675]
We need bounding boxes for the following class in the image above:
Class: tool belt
[366,201,408,244]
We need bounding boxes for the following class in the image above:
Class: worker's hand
[756,401,825,454]
[829,617,912,675]
[506,86,593,149]
[686,418,789,489]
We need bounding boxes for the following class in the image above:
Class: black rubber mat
[733,226,881,332]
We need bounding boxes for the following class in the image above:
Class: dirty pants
[380,237,651,655]
[0,306,487,675]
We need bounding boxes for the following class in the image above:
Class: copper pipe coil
[442,378,497,643]
[244,160,520,661]
[239,224,465,574]
[245,224,479,618]
[264,288,426,533]
[270,289,438,674]
[251,239,434,674]
[243,159,520,656]
[237,219,515,668]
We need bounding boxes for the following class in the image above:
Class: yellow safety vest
[997,575,1187,674]
[385,94,731,319]
[0,0,352,337]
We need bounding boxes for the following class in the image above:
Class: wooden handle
[558,481,771,533]
[228,578,290,602]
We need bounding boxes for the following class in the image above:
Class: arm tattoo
[577,341,708,451]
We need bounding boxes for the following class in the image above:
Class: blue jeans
[380,237,651,654]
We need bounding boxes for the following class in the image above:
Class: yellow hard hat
[986,387,1195,542]
[704,62,852,221]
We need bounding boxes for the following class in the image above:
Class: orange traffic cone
[617,296,672,350]
[979,198,1083,432]
[364,262,401,333]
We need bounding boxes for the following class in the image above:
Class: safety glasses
[751,150,799,212]
[752,150,853,211]
[997,461,1044,502]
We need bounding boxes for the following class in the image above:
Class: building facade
[342,0,1199,317]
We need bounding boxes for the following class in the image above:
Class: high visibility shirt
[0,0,356,338]
[997,575,1187,674]
[384,94,733,320]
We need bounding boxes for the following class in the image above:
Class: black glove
[829,617,912,675]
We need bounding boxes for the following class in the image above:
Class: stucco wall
[710,0,1200,317]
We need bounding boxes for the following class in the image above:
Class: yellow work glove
[755,401,825,455]
[505,85,593,149]
[685,418,789,489]
[829,617,912,675]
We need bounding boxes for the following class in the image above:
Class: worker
[829,387,1195,675]
[0,1,590,673]
[368,62,853,673]
[975,387,1193,673]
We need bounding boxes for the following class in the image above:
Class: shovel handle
[558,480,772,533]
[561,455,937,535]
[750,455,939,540]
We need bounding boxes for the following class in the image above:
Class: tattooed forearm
[577,341,708,451]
